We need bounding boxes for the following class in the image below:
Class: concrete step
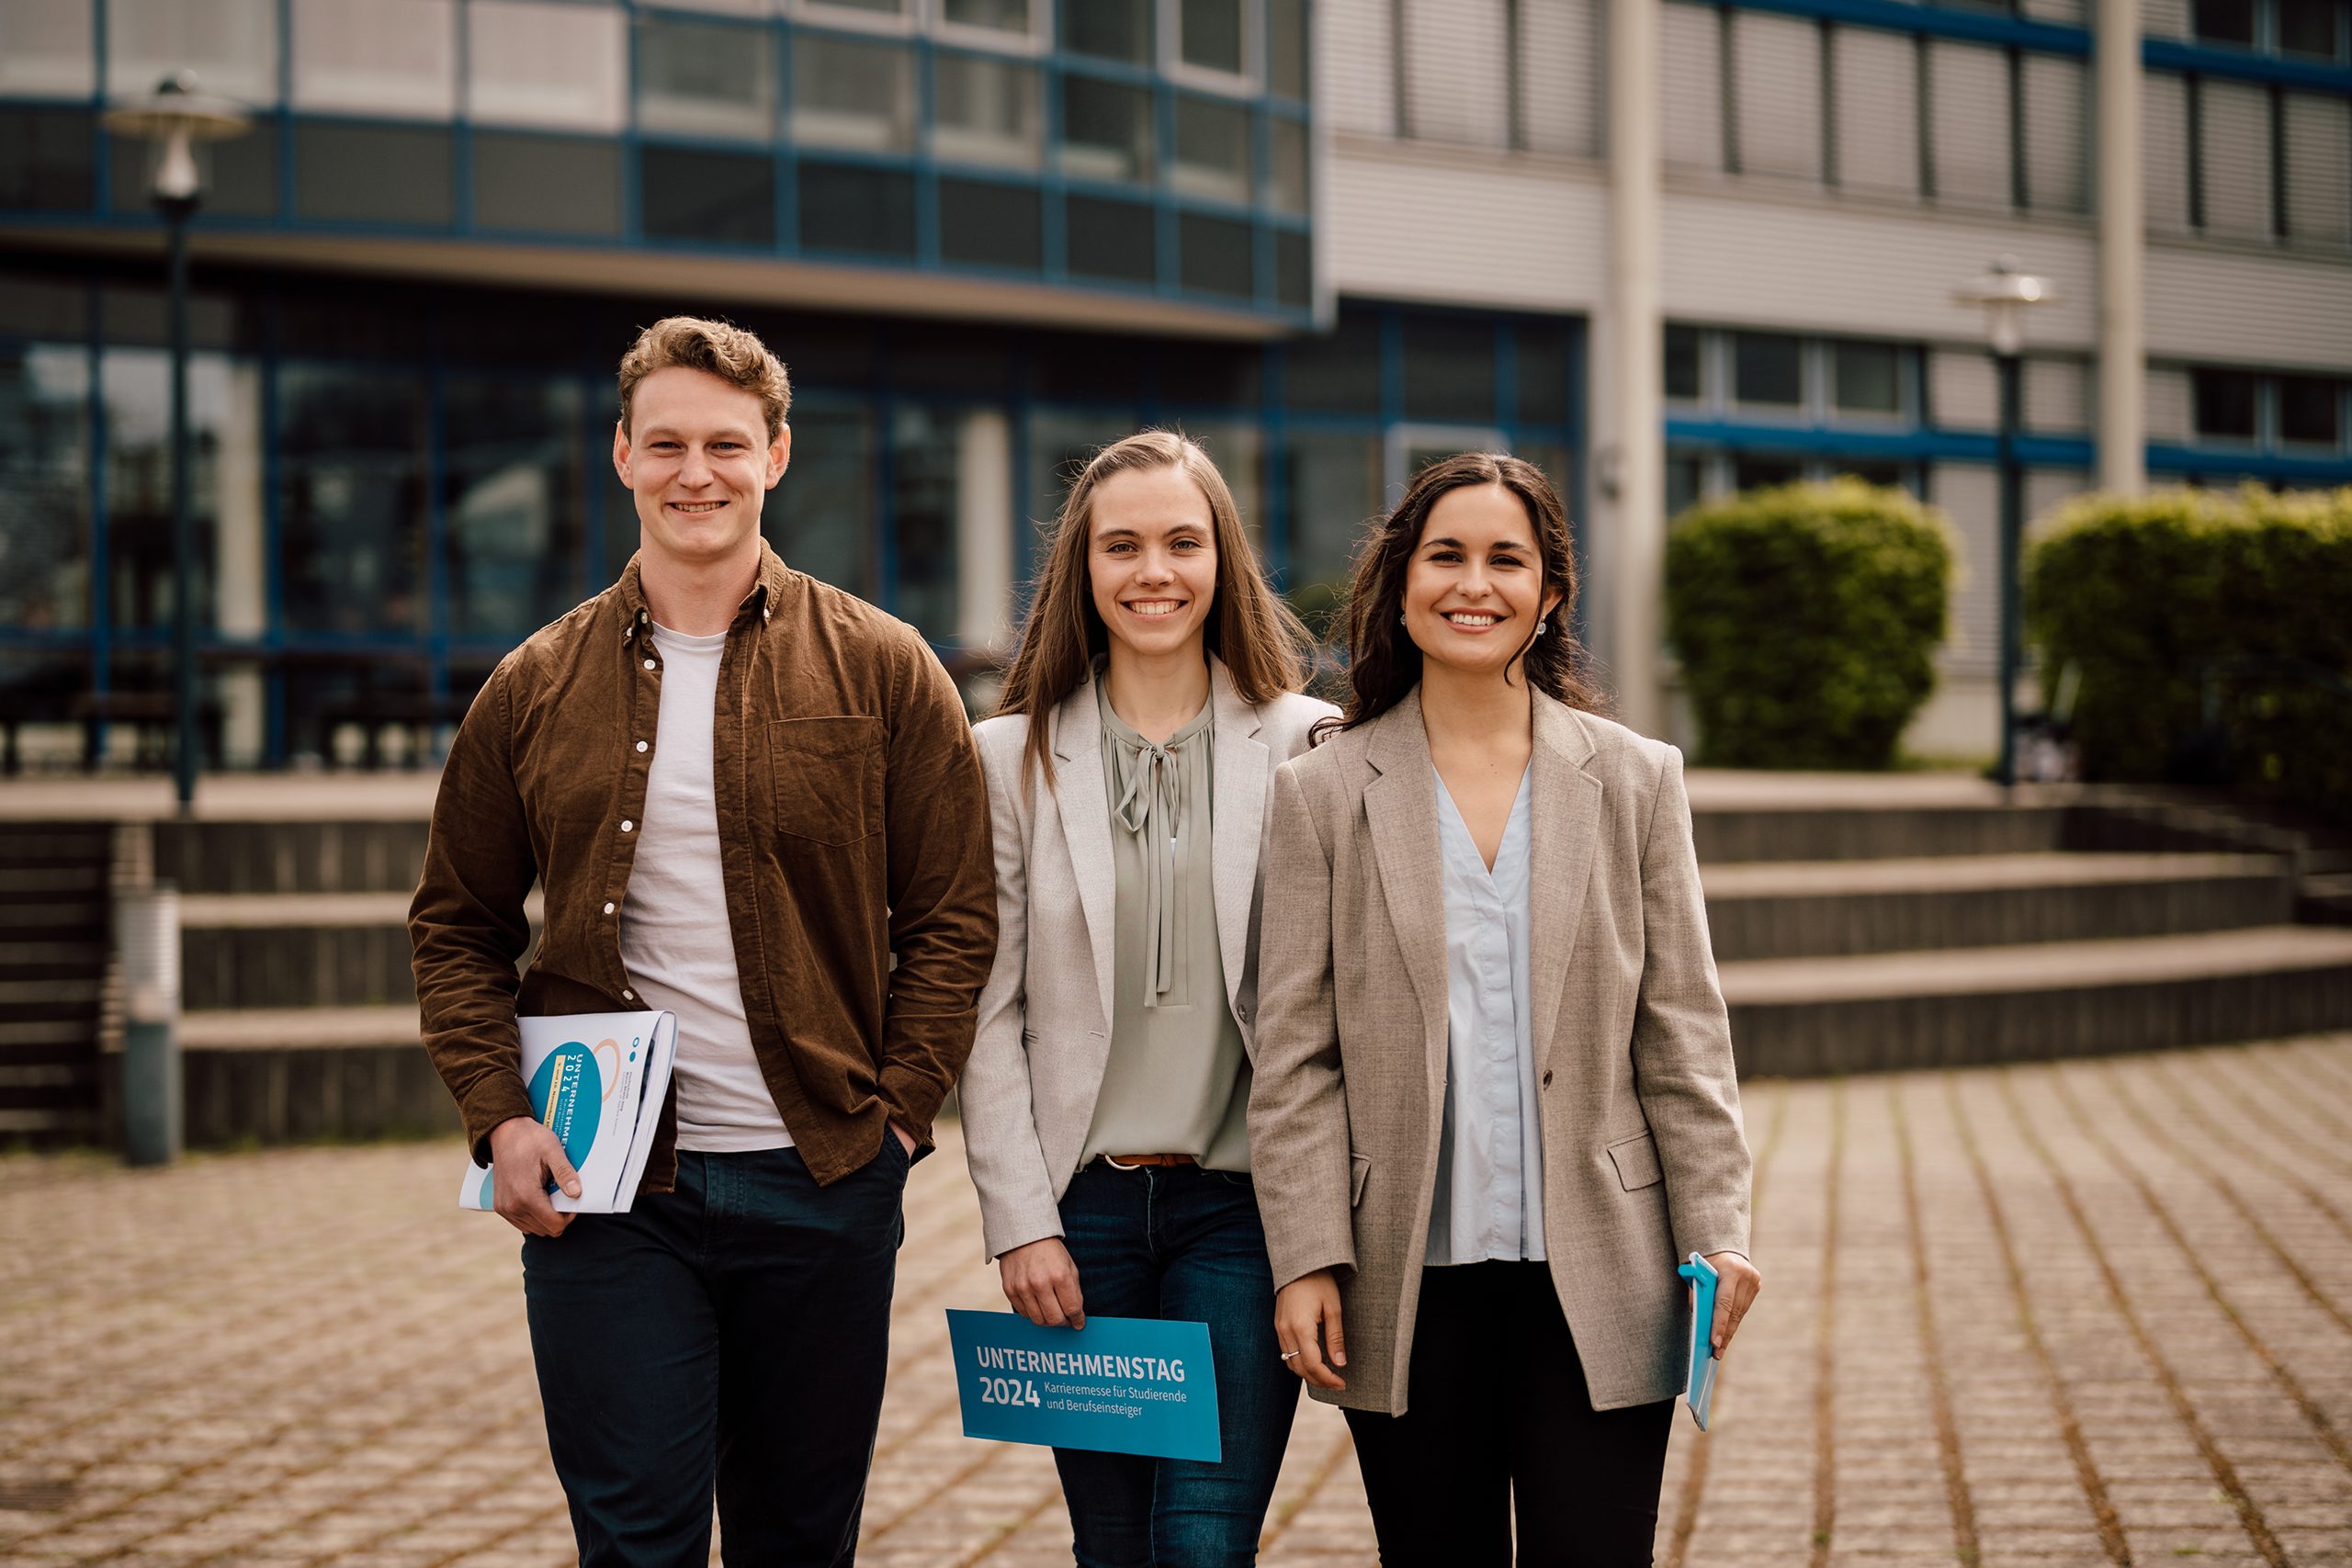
[1724,925,2352,1075]
[1702,852,2293,961]
[0,824,112,866]
[180,1005,422,1051]
[175,895,538,1010]
[0,976,103,1023]
[0,866,107,898]
[155,818,434,896]
[1691,803,2071,863]
[0,1017,98,1051]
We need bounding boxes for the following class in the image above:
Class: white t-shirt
[619,622,792,1152]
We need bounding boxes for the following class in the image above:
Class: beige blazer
[1249,690,1751,1415]
[960,658,1335,1260]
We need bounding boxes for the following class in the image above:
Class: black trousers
[1343,1261,1675,1567]
[520,1141,909,1567]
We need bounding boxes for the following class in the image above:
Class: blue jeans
[519,1139,908,1567]
[1050,1160,1300,1568]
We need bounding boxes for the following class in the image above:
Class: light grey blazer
[1249,690,1752,1415]
[961,657,1335,1261]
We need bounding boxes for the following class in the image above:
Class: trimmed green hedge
[1665,479,1955,770]
[2027,485,2352,814]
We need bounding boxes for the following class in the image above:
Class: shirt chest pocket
[767,716,883,846]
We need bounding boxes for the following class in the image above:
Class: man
[411,316,997,1566]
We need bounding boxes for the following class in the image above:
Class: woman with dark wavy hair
[959,430,1335,1565]
[1248,452,1760,1563]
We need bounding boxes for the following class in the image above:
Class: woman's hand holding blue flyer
[1679,1252,1720,1430]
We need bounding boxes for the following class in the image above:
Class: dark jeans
[1050,1160,1301,1568]
[1343,1261,1675,1568]
[520,1138,909,1567]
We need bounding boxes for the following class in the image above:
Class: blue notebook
[1678,1252,1720,1430]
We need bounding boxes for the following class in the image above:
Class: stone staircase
[4,772,2349,1148]
[153,817,458,1145]
[0,822,113,1145]
[1698,785,2352,1077]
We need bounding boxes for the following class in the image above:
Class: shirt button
[642,659,656,671]
[622,988,635,1001]
[604,901,616,915]
[621,820,635,833]
[636,740,649,752]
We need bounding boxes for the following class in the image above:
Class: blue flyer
[945,1310,1221,1462]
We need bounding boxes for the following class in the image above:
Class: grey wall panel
[1518,0,1602,158]
[2283,92,2352,249]
[1660,0,1724,174]
[1732,9,1823,182]
[2027,466,2091,531]
[1325,144,1608,308]
[1929,40,2012,210]
[2145,245,2352,364]
[2025,355,2090,434]
[1834,27,1919,199]
[2143,0,2192,36]
[2145,364,2192,440]
[1932,348,2000,429]
[1661,195,2098,344]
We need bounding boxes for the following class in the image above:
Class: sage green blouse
[1078,676,1253,1172]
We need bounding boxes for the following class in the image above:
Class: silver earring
[1536,618,1549,636]
[1399,612,1408,624]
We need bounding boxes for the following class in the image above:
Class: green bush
[2027,485,2352,814]
[1665,479,1955,769]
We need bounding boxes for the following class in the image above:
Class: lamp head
[103,71,253,211]
[1953,255,2054,357]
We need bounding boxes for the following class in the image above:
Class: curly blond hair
[616,316,792,441]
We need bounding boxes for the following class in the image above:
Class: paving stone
[5,1039,2351,1562]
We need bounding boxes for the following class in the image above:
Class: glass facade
[0,264,1581,768]
[3,0,1314,323]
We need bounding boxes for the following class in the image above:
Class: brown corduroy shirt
[409,545,997,1190]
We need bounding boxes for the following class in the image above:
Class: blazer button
[1542,1070,1554,1089]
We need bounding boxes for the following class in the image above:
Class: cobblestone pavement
[2,1036,2348,1566]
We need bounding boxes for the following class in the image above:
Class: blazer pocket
[1350,1152,1373,1208]
[1606,1131,1665,1191]
[767,716,882,846]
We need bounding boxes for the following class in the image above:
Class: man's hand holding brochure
[458,1011,678,1232]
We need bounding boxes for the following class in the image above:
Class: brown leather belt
[1100,1153,1197,1168]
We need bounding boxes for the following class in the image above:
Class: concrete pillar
[956,409,1014,657]
[2097,0,2146,493]
[1598,0,1667,735]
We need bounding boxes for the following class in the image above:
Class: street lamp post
[1954,257,2053,789]
[102,73,251,817]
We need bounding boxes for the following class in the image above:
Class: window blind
[1660,1,1725,174]
[1928,40,2011,209]
[1320,0,1396,137]
[2143,72,2194,231]
[1517,0,1602,157]
[2283,92,2352,247]
[2020,54,2088,212]
[1402,0,1510,149]
[1732,9,1823,182]
[1834,27,1919,199]
[291,0,458,118]
[2198,80,2275,237]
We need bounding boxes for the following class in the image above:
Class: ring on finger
[1280,1349,1301,1361]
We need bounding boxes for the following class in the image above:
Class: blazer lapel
[1362,695,1449,1089]
[1528,696,1602,1080]
[1051,676,1119,1032]
[1207,658,1268,1020]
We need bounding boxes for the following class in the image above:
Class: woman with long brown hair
[1248,453,1760,1563]
[959,430,1334,1564]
